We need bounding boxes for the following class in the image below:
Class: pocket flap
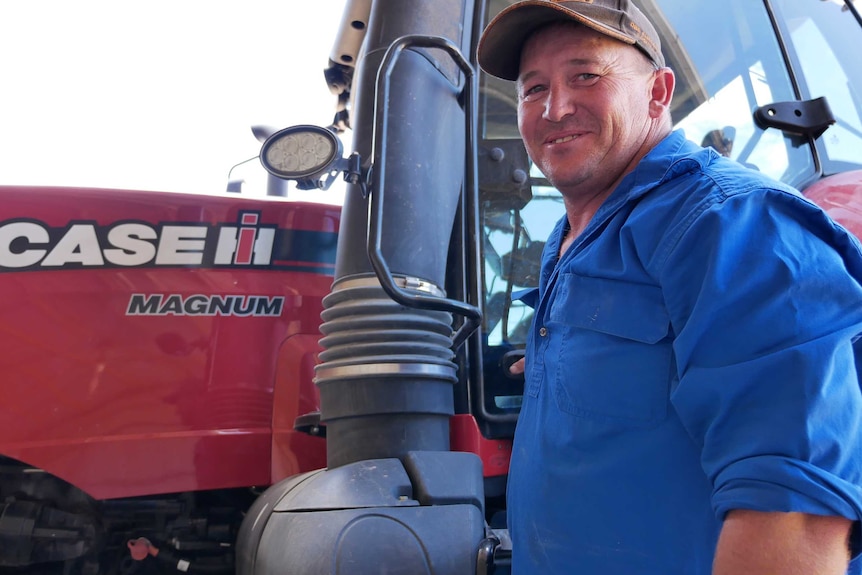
[552,274,670,343]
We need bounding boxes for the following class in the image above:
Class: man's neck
[558,187,612,258]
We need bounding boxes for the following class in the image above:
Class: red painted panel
[450,414,512,477]
[271,334,327,482]
[804,171,862,240]
[0,186,338,499]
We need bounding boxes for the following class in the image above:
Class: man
[476,1,862,573]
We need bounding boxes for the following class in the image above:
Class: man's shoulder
[654,135,792,195]
[636,133,806,223]
[622,135,836,271]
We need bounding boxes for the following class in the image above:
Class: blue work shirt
[508,130,862,574]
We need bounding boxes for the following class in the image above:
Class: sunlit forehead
[518,24,642,85]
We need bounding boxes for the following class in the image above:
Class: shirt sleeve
[659,187,862,530]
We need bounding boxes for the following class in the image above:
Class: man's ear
[649,67,675,118]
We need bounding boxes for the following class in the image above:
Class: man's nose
[543,86,576,122]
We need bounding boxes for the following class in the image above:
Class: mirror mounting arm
[343,152,369,197]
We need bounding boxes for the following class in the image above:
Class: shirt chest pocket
[547,274,673,427]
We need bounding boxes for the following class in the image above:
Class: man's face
[517,23,659,197]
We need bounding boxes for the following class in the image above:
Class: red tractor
[0,189,339,573]
[2,0,861,573]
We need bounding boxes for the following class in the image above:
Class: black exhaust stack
[236,1,487,573]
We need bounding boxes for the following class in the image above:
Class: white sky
[0,1,348,203]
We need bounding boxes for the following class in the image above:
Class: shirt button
[539,327,548,337]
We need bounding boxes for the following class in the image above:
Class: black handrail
[368,34,482,351]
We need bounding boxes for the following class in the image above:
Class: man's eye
[520,85,545,100]
[576,73,600,82]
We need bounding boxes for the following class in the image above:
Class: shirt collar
[586,131,701,219]
[544,131,706,265]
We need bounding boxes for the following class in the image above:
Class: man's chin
[542,168,590,192]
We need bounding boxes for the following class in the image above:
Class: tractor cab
[474,0,862,439]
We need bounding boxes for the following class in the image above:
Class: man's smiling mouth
[551,135,577,144]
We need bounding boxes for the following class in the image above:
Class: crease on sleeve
[713,454,862,555]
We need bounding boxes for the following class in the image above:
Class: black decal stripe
[272,229,338,266]
[268,263,336,275]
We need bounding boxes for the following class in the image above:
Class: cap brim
[477,1,636,81]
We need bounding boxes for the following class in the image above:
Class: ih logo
[214,211,276,266]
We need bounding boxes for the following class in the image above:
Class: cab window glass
[477,0,817,350]
[475,0,862,419]
[637,0,812,185]
[773,0,862,174]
